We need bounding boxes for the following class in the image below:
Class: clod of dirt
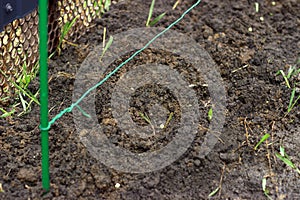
[16,168,38,183]
[143,175,160,189]
[219,152,239,163]
[91,165,112,190]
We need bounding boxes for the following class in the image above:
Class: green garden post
[39,0,50,192]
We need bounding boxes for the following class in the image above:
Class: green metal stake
[39,0,50,192]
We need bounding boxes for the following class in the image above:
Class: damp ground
[0,0,299,199]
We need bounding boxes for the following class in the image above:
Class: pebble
[115,182,121,188]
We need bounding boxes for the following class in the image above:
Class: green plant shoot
[275,146,300,174]
[146,0,165,27]
[208,107,213,121]
[57,16,78,55]
[254,133,270,150]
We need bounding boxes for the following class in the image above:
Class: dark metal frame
[0,0,38,31]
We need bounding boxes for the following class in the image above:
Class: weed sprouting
[0,61,40,117]
[275,146,300,175]
[100,27,114,61]
[56,16,79,56]
[262,178,272,200]
[254,133,270,150]
[146,0,166,27]
[276,58,300,113]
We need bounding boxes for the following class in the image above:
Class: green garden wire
[39,0,202,191]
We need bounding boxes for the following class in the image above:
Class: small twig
[243,117,250,146]
[232,64,248,73]
[172,0,181,10]
[218,162,226,198]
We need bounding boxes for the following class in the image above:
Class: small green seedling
[163,112,174,129]
[0,59,40,116]
[287,88,300,113]
[208,107,213,121]
[56,16,78,55]
[139,112,151,124]
[276,60,300,113]
[254,133,270,150]
[0,107,15,118]
[139,111,155,134]
[103,0,111,11]
[275,146,300,174]
[146,0,166,27]
[208,186,220,197]
[94,0,111,15]
[262,178,272,200]
[276,66,299,89]
[100,27,113,61]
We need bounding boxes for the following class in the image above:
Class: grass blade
[208,107,213,121]
[139,112,151,124]
[164,112,174,129]
[146,0,156,27]
[276,147,300,174]
[254,133,270,150]
[288,88,296,112]
[208,187,219,197]
[149,12,166,26]
[275,153,295,169]
[100,35,113,61]
[276,70,290,88]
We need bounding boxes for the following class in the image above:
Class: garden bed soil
[0,0,299,199]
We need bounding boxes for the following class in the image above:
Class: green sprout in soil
[208,107,213,121]
[254,133,270,150]
[146,0,166,27]
[100,27,113,61]
[275,146,300,175]
[0,107,15,118]
[145,0,182,27]
[163,111,174,129]
[94,0,111,15]
[55,16,79,56]
[276,58,300,113]
[276,65,299,89]
[287,88,300,113]
[262,177,272,200]
[208,187,220,197]
[138,111,156,134]
[0,61,40,117]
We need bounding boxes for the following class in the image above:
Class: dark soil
[1,0,299,199]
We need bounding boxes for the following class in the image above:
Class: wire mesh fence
[0,0,111,105]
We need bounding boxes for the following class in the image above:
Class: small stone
[115,183,121,188]
[194,159,201,167]
[248,27,253,32]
